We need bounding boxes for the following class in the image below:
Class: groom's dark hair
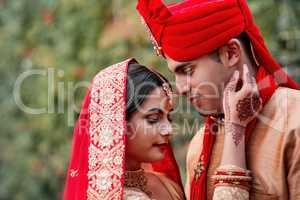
[126,63,171,120]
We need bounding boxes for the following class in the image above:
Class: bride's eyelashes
[146,114,160,124]
[145,114,173,125]
[144,108,163,125]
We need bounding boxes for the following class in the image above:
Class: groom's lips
[189,95,201,108]
[189,93,201,103]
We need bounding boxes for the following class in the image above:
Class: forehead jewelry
[148,67,174,105]
[162,82,173,101]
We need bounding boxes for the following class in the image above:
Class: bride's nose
[159,123,173,136]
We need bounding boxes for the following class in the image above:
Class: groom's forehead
[166,56,193,73]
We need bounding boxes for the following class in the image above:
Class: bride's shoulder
[145,171,184,200]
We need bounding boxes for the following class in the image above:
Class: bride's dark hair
[126,63,171,120]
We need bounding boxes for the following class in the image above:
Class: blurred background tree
[0,0,299,199]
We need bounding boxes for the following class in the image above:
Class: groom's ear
[218,38,241,69]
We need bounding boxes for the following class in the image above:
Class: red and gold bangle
[212,165,252,190]
[212,175,252,181]
[213,180,251,191]
[215,165,251,176]
[214,171,250,176]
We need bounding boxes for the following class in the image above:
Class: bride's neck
[125,158,142,171]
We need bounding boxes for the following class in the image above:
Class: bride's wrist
[224,116,248,127]
[224,121,246,144]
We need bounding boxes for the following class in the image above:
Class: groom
[137,0,300,199]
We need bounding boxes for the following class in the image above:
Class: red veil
[63,58,183,200]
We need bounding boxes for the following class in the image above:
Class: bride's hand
[223,64,262,127]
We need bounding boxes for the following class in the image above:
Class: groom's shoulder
[273,87,300,100]
[190,126,205,145]
[187,127,205,161]
[270,87,300,105]
[261,87,300,131]
[185,127,205,190]
[265,87,300,116]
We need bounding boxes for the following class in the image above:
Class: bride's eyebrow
[147,108,163,114]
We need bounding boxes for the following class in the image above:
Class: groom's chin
[197,110,221,118]
[199,112,223,118]
[200,114,212,118]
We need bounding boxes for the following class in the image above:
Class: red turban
[137,0,298,89]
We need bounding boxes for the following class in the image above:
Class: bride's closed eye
[146,114,160,124]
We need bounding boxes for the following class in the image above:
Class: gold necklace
[124,168,152,197]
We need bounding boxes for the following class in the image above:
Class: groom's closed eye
[174,62,189,72]
[146,115,160,124]
[174,62,194,75]
[181,66,194,76]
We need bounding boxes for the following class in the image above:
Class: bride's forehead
[140,87,172,110]
[144,87,166,102]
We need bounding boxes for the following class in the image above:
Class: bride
[63,58,184,200]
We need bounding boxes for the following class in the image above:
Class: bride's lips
[152,142,168,152]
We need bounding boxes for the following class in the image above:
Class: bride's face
[126,87,173,163]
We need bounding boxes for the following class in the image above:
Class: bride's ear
[126,123,135,139]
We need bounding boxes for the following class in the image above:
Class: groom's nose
[175,77,190,96]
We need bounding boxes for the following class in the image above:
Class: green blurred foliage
[0,0,299,199]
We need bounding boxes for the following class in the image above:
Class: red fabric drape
[63,89,91,200]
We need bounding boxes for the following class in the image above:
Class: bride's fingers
[225,70,239,92]
[242,64,250,83]
[242,64,257,93]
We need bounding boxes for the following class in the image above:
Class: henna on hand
[246,70,256,86]
[225,122,246,146]
[224,71,239,122]
[236,93,261,122]
[223,68,261,128]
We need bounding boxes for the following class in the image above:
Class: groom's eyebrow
[174,62,193,73]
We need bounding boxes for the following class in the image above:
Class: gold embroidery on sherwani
[194,155,205,180]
